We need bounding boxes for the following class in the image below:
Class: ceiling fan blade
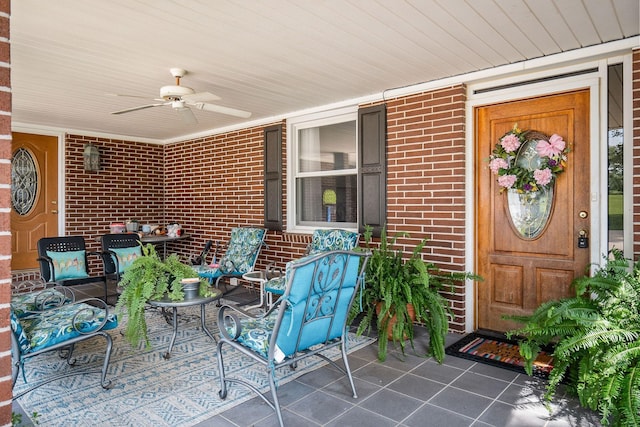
[176,107,197,124]
[191,102,252,118]
[111,103,167,115]
[106,93,152,100]
[182,91,221,103]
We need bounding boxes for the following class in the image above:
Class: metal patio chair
[264,228,360,304]
[195,227,267,298]
[98,233,142,283]
[217,249,370,427]
[10,286,118,399]
[37,236,109,301]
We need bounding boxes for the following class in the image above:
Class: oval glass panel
[506,139,554,239]
[11,148,39,216]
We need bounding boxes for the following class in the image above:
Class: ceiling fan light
[172,100,185,109]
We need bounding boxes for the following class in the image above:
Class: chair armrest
[36,255,56,281]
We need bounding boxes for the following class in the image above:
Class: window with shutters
[287,108,358,232]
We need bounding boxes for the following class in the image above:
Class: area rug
[445,331,553,377]
[13,306,374,426]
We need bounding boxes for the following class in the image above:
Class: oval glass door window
[11,148,39,216]
[506,140,554,239]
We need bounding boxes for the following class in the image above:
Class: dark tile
[411,360,466,384]
[295,364,346,389]
[387,373,445,401]
[322,376,379,402]
[451,371,511,399]
[287,390,353,424]
[496,383,544,406]
[403,403,476,427]
[353,362,404,387]
[218,395,275,425]
[325,406,397,427]
[428,386,493,418]
[478,400,549,427]
[468,362,520,382]
[359,388,423,421]
[274,378,315,406]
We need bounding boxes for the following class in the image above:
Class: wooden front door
[11,133,59,270]
[476,89,590,332]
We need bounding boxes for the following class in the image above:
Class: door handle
[578,229,588,248]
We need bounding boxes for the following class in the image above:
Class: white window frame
[286,106,358,234]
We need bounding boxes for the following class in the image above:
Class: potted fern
[507,249,640,427]
[353,226,480,362]
[115,244,212,348]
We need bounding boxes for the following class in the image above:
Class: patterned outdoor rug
[13,306,374,426]
[445,331,553,377]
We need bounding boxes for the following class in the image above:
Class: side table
[148,292,220,359]
[241,271,269,310]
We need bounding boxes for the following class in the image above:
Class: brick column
[633,48,640,260]
[0,0,12,425]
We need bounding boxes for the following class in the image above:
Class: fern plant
[353,225,480,362]
[115,244,211,348]
[507,249,640,426]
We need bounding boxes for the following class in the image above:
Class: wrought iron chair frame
[216,249,370,426]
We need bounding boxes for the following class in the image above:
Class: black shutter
[358,104,386,237]
[264,124,283,231]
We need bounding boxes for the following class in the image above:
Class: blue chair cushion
[11,289,72,318]
[10,310,31,354]
[18,302,118,353]
[225,313,278,359]
[46,250,89,280]
[111,246,142,274]
[309,229,359,254]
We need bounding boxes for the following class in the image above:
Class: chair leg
[99,331,113,389]
[268,365,285,427]
[341,339,358,398]
[217,341,229,399]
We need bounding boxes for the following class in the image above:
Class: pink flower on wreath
[500,134,521,152]
[497,174,517,189]
[489,157,508,174]
[536,134,565,158]
[534,168,553,186]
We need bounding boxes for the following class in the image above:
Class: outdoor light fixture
[83,143,100,171]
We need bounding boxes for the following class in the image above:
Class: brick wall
[633,49,640,259]
[364,85,469,332]
[162,121,306,269]
[0,0,10,424]
[64,134,165,274]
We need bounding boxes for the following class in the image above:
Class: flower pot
[376,302,416,341]
[180,278,200,300]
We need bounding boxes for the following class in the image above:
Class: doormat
[445,331,553,377]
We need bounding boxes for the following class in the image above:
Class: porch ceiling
[9,0,639,142]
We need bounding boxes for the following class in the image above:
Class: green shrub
[507,249,640,426]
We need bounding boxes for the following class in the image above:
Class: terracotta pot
[376,302,416,340]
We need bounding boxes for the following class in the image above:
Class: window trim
[286,106,358,234]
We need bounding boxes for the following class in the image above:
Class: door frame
[464,67,605,333]
[11,126,66,237]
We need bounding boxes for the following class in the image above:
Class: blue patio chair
[10,287,118,399]
[195,227,267,297]
[264,228,359,303]
[216,249,370,427]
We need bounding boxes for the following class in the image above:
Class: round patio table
[148,292,221,359]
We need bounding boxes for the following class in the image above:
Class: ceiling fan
[110,68,251,124]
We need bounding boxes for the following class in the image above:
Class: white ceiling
[9,0,639,142]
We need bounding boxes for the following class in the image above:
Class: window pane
[298,121,356,173]
[296,175,357,224]
[607,63,623,252]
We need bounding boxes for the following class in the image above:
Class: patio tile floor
[13,280,604,427]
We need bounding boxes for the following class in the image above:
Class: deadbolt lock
[579,211,588,219]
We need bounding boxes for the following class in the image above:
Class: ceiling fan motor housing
[160,85,194,100]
